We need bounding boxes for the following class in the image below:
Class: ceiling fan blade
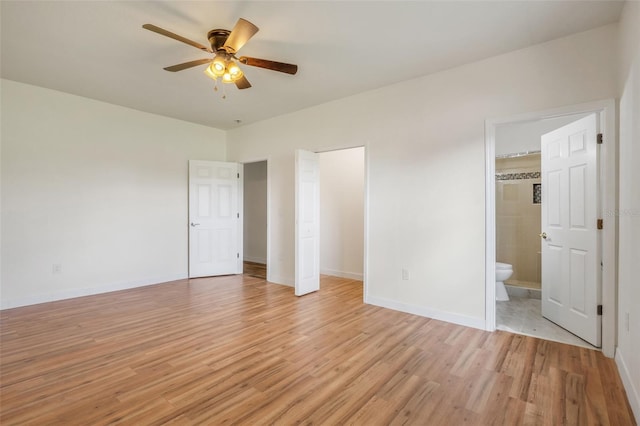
[163,58,212,72]
[223,18,259,54]
[143,24,212,53]
[238,56,298,75]
[235,75,252,90]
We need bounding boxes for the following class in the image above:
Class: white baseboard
[0,274,187,310]
[365,294,485,330]
[267,273,294,287]
[320,268,363,281]
[616,348,640,422]
[243,256,266,264]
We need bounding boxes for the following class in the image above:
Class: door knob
[190,222,200,227]
[539,232,547,239]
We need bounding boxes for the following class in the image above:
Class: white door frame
[241,157,271,281]
[484,99,617,357]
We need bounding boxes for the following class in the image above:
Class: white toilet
[496,262,513,301]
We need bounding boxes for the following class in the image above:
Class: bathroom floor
[496,296,597,350]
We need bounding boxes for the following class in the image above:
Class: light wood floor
[0,275,635,425]
[243,261,267,280]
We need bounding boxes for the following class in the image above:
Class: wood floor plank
[0,274,636,425]
[345,395,395,425]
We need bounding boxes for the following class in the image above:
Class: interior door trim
[484,99,616,358]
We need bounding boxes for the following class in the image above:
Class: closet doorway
[243,160,268,280]
[294,146,365,295]
[319,147,365,282]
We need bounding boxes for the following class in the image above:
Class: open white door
[541,114,601,347]
[189,160,242,278]
[295,149,320,296]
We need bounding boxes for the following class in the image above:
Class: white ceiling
[1,1,624,130]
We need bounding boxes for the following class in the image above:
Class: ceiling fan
[143,18,298,91]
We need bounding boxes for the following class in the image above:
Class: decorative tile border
[496,171,540,181]
[533,183,542,204]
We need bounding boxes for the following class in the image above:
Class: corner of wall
[616,349,640,422]
[615,0,640,420]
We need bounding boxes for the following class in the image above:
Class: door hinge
[237,173,240,178]
[597,219,603,230]
[597,305,603,315]
[237,212,240,218]
[237,253,240,259]
[597,133,603,144]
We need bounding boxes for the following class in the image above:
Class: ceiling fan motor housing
[207,29,231,52]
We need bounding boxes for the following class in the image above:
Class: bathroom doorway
[494,142,594,348]
[485,100,617,356]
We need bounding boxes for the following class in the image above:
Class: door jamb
[484,99,616,357]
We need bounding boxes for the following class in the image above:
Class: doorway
[294,147,365,295]
[243,160,268,280]
[493,113,597,348]
[319,147,365,281]
[485,99,617,357]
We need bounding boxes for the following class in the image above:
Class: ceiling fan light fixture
[204,64,217,80]
[205,56,243,84]
[213,55,226,71]
[227,61,243,80]
[204,55,227,79]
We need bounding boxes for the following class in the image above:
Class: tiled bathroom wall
[496,154,541,289]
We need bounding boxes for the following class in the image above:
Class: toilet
[496,262,513,301]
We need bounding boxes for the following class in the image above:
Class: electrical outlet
[52,264,62,274]
[402,269,409,280]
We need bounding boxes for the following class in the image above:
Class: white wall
[616,1,640,420]
[0,80,226,308]
[243,161,267,264]
[319,147,364,280]
[227,24,618,328]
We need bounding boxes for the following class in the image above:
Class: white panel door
[295,149,320,296]
[189,160,242,278]
[541,114,601,347]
